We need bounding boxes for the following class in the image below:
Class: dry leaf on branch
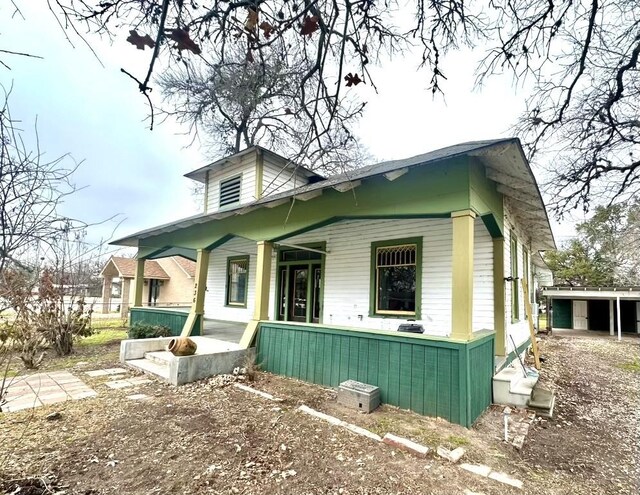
[167,28,202,55]
[300,16,319,36]
[344,73,363,87]
[126,30,155,50]
[260,21,274,39]
[245,9,259,31]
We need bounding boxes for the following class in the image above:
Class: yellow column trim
[255,149,264,200]
[451,210,475,341]
[180,249,210,337]
[133,258,145,307]
[240,240,273,348]
[493,237,506,356]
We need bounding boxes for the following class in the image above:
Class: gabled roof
[113,138,556,251]
[184,145,324,183]
[100,256,170,280]
[172,256,196,277]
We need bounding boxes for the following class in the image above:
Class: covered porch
[113,140,554,425]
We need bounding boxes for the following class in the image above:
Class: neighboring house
[100,256,196,317]
[112,141,556,426]
[541,286,640,335]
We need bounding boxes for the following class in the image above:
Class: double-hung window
[371,238,422,317]
[226,256,249,307]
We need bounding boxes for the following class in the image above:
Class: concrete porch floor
[202,319,245,343]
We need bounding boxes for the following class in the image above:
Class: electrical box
[337,380,381,413]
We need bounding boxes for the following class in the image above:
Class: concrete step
[527,385,556,418]
[144,351,174,366]
[493,366,538,408]
[126,358,171,383]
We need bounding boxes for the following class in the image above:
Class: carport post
[616,296,622,341]
[609,299,614,336]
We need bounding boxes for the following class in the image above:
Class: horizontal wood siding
[262,155,309,198]
[504,204,532,348]
[129,308,201,336]
[256,322,495,427]
[286,218,453,335]
[473,218,494,332]
[205,237,257,322]
[207,154,257,212]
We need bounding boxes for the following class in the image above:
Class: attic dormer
[184,147,324,214]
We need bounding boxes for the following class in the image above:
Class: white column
[616,296,622,341]
[609,299,614,336]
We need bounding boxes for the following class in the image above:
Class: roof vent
[220,175,241,207]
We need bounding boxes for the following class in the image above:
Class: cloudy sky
[1,3,579,252]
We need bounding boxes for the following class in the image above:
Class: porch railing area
[129,307,201,336]
[255,322,495,427]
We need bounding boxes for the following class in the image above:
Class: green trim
[206,234,236,251]
[469,160,504,236]
[273,242,326,323]
[481,214,502,238]
[129,307,201,337]
[225,255,250,308]
[369,237,423,319]
[501,336,531,370]
[510,230,520,323]
[271,214,450,243]
[137,159,473,250]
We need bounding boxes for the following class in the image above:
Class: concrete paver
[2,371,97,413]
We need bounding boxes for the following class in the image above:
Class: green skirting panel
[256,322,495,427]
[129,308,201,337]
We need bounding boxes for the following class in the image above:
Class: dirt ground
[0,333,638,495]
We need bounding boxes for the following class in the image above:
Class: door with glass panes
[277,246,323,323]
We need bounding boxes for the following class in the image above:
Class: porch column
[616,296,622,341]
[493,237,506,355]
[101,277,112,314]
[180,249,210,337]
[121,278,131,317]
[133,258,145,307]
[240,240,273,348]
[609,299,615,336]
[451,210,475,341]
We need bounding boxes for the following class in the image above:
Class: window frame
[225,255,250,308]
[219,174,242,209]
[510,231,520,323]
[369,237,422,319]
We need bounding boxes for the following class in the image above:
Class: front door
[277,246,323,323]
[573,300,588,330]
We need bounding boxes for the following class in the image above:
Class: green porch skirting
[256,323,495,427]
[129,308,201,337]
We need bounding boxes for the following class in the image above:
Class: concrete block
[460,463,492,477]
[337,380,380,413]
[488,471,523,490]
[382,433,430,457]
[120,338,173,361]
[436,446,465,462]
[172,347,253,385]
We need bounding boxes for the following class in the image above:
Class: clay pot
[168,337,197,356]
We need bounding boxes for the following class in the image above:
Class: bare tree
[44,1,639,213]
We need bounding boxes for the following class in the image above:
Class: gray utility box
[337,380,381,413]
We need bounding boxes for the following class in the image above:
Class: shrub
[128,323,171,339]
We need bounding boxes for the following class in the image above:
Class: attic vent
[219,175,241,207]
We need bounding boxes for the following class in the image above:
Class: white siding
[285,218,453,336]
[473,218,494,332]
[206,154,257,213]
[204,237,258,322]
[504,203,533,349]
[261,155,309,198]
